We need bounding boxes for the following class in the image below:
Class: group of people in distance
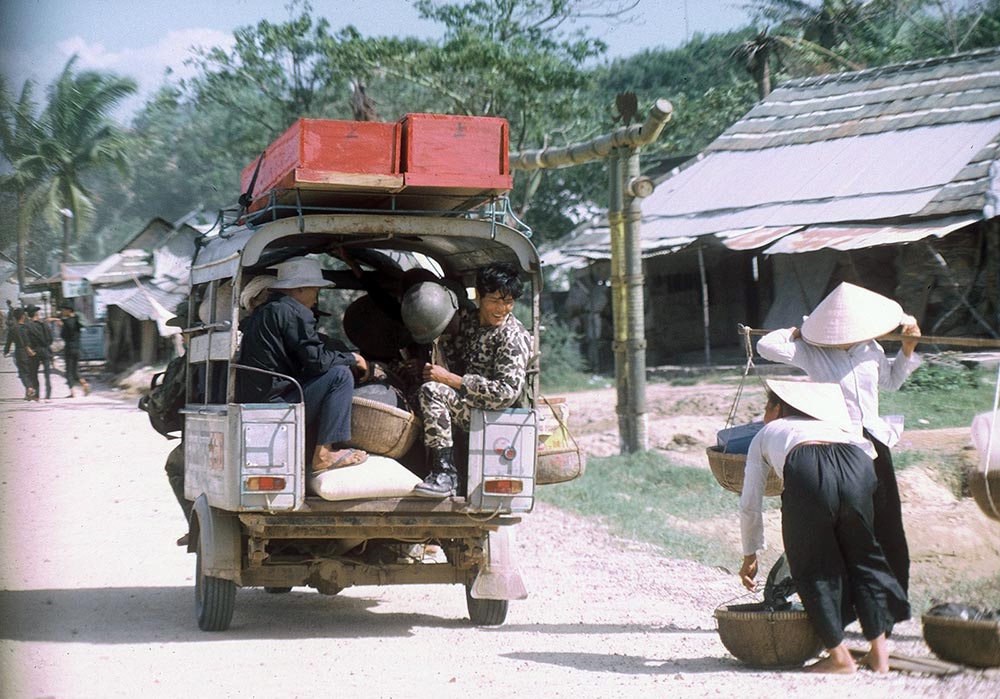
[4,300,91,401]
[235,256,531,499]
[739,282,923,674]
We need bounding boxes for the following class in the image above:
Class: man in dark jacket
[22,304,53,400]
[238,257,369,473]
[57,302,91,397]
[3,306,31,398]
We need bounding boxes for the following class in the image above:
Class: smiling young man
[409,262,533,498]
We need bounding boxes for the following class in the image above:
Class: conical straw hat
[800,282,903,347]
[766,378,852,431]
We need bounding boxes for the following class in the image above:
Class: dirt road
[0,358,996,698]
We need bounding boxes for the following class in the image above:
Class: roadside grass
[891,450,968,498]
[881,363,998,429]
[538,450,761,569]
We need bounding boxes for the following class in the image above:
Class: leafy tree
[3,57,135,267]
[0,76,46,284]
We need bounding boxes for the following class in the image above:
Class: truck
[176,119,582,630]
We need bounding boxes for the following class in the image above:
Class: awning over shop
[763,215,978,254]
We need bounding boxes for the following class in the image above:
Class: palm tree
[732,30,785,99]
[0,76,46,287]
[17,56,136,263]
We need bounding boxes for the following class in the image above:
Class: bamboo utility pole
[511,99,673,453]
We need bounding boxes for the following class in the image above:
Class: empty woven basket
[922,614,1000,668]
[706,447,783,497]
[715,603,823,668]
[347,396,420,459]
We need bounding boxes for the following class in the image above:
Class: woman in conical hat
[738,378,909,674]
[756,282,921,596]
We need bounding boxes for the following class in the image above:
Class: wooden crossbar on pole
[740,326,1000,349]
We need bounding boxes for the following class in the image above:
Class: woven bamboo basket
[706,447,783,497]
[714,603,823,668]
[922,614,1000,668]
[347,396,420,459]
[968,469,1000,522]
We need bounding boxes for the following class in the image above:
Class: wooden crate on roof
[239,118,403,212]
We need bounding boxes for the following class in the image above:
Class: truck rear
[178,206,583,631]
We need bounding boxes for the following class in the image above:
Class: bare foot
[864,634,890,673]
[805,652,857,674]
[312,445,368,473]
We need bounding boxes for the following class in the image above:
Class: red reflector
[245,476,286,491]
[483,479,524,495]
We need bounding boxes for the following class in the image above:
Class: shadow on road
[0,586,476,642]
[502,650,744,674]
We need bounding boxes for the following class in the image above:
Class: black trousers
[781,443,910,649]
[64,345,82,388]
[865,430,910,594]
[24,353,52,398]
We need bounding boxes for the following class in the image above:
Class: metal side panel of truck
[180,211,544,631]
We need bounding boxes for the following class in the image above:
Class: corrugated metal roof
[718,226,803,251]
[544,48,1000,267]
[640,117,1000,243]
[97,281,184,335]
[763,215,977,254]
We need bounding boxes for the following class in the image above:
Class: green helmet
[401,281,459,343]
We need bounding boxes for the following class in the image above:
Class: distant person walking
[55,302,91,397]
[3,306,31,399]
[22,304,54,400]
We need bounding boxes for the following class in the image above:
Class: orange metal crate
[239,118,403,210]
[399,113,512,193]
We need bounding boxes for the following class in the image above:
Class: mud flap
[470,528,528,600]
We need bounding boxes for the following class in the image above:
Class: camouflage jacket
[442,307,532,410]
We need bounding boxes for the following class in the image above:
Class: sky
[0,0,754,122]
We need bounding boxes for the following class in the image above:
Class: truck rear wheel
[465,582,508,626]
[196,539,236,631]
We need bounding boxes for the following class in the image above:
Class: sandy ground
[0,357,998,699]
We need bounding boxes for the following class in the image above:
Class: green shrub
[538,313,593,392]
[902,352,980,392]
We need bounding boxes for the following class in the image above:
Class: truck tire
[196,539,236,631]
[465,582,508,626]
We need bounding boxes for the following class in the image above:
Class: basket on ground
[706,447,783,497]
[968,469,1000,522]
[347,396,420,459]
[922,614,1000,668]
[714,603,823,668]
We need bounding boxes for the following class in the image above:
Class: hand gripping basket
[347,396,420,459]
[706,447,783,497]
[714,602,823,668]
[922,614,1000,668]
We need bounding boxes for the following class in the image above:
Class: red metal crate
[239,118,403,210]
[399,113,512,193]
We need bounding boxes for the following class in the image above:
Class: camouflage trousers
[418,382,471,449]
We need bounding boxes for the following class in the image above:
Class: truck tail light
[483,479,524,495]
[245,476,286,491]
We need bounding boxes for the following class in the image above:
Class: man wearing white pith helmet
[237,256,370,474]
[757,282,921,595]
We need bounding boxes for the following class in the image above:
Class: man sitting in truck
[402,262,533,498]
[237,256,370,473]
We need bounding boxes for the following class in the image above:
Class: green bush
[538,313,593,392]
[902,352,981,392]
